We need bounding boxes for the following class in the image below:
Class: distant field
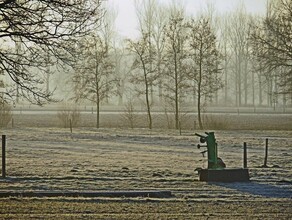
[9,111,292,130]
[0,126,291,219]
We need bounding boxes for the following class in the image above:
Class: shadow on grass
[209,181,292,198]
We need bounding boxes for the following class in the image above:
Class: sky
[106,0,268,39]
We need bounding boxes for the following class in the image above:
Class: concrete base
[198,168,250,182]
[0,190,172,198]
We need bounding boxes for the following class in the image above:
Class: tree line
[0,0,291,129]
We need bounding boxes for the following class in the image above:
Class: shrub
[120,100,137,129]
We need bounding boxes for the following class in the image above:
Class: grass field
[0,113,291,219]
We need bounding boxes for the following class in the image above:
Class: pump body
[195,132,249,182]
[196,132,225,169]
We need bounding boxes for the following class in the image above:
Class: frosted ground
[0,113,291,219]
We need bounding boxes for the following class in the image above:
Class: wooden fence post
[243,142,247,169]
[264,138,268,167]
[2,135,6,178]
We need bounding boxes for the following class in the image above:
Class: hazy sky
[106,0,268,39]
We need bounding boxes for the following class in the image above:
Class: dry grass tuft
[57,105,81,128]
[202,114,230,130]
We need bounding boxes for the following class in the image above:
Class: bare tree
[73,34,116,128]
[135,0,155,37]
[113,46,132,106]
[134,0,156,99]
[0,0,103,105]
[228,4,251,106]
[250,0,292,96]
[129,0,169,130]
[122,98,137,129]
[151,3,167,102]
[218,15,232,105]
[188,17,222,129]
[127,33,157,129]
[163,7,189,129]
[249,16,267,106]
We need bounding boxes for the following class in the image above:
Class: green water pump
[195,132,226,169]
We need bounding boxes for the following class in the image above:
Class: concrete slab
[0,190,172,198]
[198,168,250,182]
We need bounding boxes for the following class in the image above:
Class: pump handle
[197,144,207,149]
[200,150,207,157]
[195,133,205,138]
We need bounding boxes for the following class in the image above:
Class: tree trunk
[282,94,286,112]
[235,54,238,107]
[158,80,163,102]
[258,73,262,105]
[267,77,273,107]
[142,61,152,129]
[197,92,202,129]
[197,54,203,130]
[235,69,238,107]
[46,71,50,95]
[244,58,248,105]
[252,70,255,106]
[145,81,152,129]
[96,77,100,128]
[224,46,228,105]
[174,51,179,130]
[96,97,100,129]
[193,80,196,105]
[238,54,242,106]
[146,94,152,129]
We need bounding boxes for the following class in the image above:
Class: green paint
[196,132,225,170]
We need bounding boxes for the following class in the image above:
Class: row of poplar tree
[1,0,290,129]
[67,0,291,129]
